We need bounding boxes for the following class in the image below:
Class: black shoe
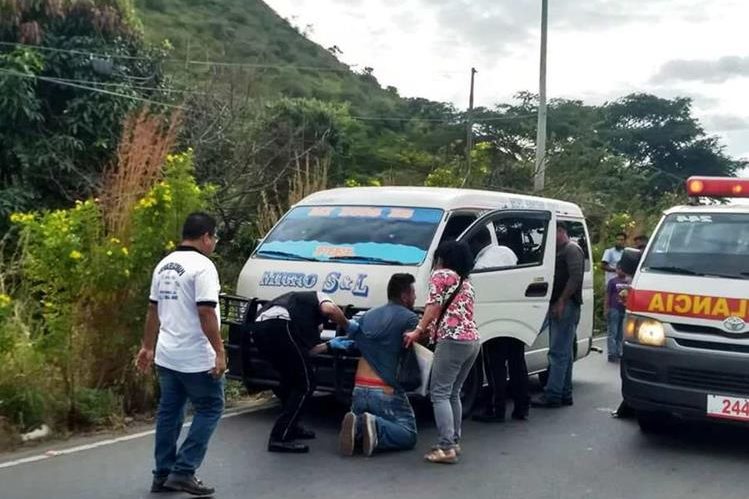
[472,408,505,423]
[163,475,214,497]
[562,397,574,406]
[530,395,562,408]
[292,426,316,440]
[268,440,310,453]
[150,476,175,493]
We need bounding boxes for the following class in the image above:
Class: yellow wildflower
[69,250,83,260]
[124,269,131,278]
[106,250,113,257]
[0,294,12,309]
[121,247,129,256]
[165,240,176,251]
[110,237,121,244]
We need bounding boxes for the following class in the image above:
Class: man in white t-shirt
[136,213,224,497]
[600,232,627,286]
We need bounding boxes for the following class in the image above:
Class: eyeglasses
[210,233,220,243]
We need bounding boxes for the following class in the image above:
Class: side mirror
[619,248,642,276]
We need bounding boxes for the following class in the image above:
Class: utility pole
[534,0,549,192]
[462,67,477,187]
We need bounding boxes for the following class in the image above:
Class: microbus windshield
[641,212,749,280]
[254,205,444,266]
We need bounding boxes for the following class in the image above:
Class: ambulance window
[563,220,591,271]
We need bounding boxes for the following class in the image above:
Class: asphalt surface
[2,349,749,499]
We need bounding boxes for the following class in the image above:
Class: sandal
[424,447,459,464]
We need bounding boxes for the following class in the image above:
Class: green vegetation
[0,0,746,444]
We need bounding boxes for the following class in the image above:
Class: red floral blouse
[426,269,479,343]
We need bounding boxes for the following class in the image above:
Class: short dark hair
[182,212,217,240]
[634,234,648,242]
[387,273,415,301]
[615,232,628,239]
[557,222,569,233]
[434,240,474,278]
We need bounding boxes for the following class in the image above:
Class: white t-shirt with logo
[601,247,624,285]
[150,247,221,373]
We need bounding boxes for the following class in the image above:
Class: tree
[602,94,744,197]
[0,0,170,224]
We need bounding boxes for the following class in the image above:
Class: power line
[0,69,540,124]
[0,69,186,110]
[0,41,468,76]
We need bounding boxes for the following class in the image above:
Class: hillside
[134,0,405,115]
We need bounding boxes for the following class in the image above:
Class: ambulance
[221,187,594,415]
[622,176,749,432]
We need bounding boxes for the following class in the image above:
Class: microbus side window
[468,213,549,271]
[439,211,480,244]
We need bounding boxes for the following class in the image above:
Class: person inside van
[332,273,420,457]
[252,291,351,453]
[473,244,518,270]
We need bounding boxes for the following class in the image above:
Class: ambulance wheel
[637,411,671,434]
[460,357,484,419]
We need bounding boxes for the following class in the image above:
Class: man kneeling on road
[329,274,420,456]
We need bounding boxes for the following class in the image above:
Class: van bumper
[621,340,749,422]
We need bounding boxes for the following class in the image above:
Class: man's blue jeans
[154,366,225,479]
[607,308,625,359]
[544,302,581,402]
[351,387,417,452]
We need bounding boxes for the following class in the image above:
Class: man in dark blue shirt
[332,273,420,457]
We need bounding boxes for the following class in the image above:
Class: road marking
[0,403,274,471]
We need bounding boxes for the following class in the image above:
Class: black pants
[483,337,530,416]
[252,319,315,442]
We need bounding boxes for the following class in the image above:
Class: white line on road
[0,403,273,471]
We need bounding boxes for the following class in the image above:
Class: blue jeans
[351,387,417,451]
[544,302,580,402]
[154,366,225,479]
[607,308,625,359]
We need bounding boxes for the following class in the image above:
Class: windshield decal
[260,240,425,265]
[629,289,748,321]
[286,206,443,223]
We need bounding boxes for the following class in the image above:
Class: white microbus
[222,187,594,414]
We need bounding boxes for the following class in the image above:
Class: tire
[637,411,671,434]
[460,358,483,419]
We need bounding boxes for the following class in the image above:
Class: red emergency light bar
[686,176,749,198]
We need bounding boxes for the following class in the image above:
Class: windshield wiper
[646,266,704,276]
[255,250,318,262]
[328,255,406,266]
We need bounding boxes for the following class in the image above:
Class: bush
[2,149,212,434]
[71,388,122,428]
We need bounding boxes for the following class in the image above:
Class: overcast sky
[266,0,749,163]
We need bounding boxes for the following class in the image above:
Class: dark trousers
[483,337,529,417]
[253,319,315,442]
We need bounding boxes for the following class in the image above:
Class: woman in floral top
[404,241,480,464]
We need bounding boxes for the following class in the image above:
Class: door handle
[525,282,549,297]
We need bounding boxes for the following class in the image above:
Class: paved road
[2,351,749,499]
